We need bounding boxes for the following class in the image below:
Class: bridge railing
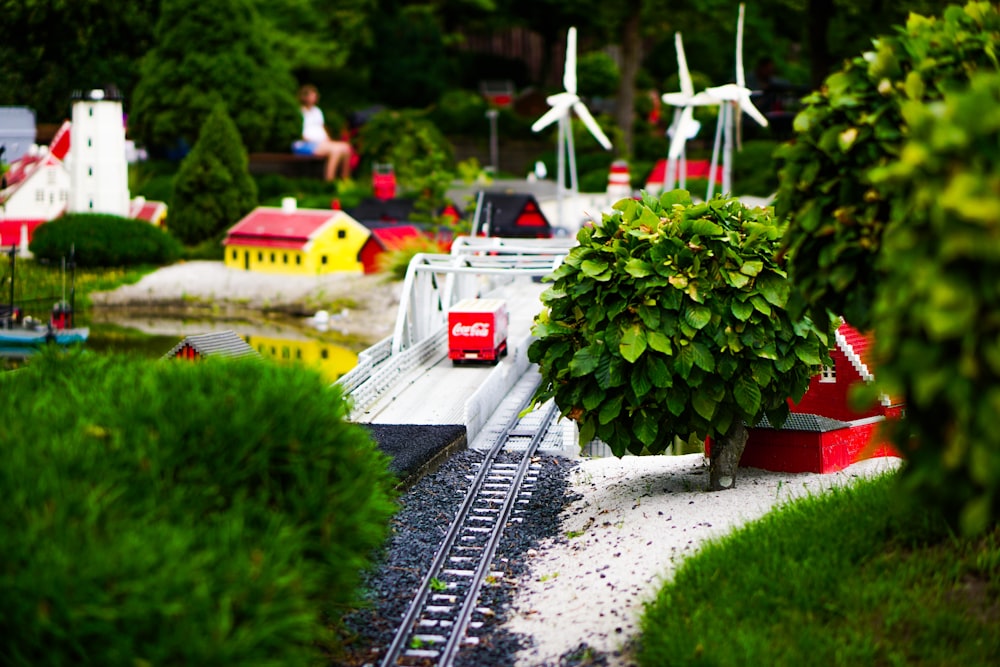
[336,236,577,414]
[390,236,578,355]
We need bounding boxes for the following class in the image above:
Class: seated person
[292,84,351,181]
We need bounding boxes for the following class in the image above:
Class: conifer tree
[170,104,258,246]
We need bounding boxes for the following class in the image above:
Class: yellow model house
[223,200,369,274]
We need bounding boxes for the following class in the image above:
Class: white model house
[1,89,162,250]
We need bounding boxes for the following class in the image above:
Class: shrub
[170,103,258,246]
[29,213,182,267]
[577,51,620,98]
[0,351,397,662]
[431,88,490,136]
[130,0,300,155]
[376,234,447,281]
[775,1,1000,329]
[869,73,1000,536]
[359,109,455,224]
[528,192,832,489]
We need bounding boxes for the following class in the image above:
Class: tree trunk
[808,0,836,89]
[616,3,642,158]
[709,420,748,491]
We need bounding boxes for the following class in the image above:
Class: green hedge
[29,214,182,268]
[0,351,397,664]
[869,73,1000,536]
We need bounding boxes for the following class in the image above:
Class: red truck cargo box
[448,298,509,363]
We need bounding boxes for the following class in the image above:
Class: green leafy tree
[130,0,300,155]
[0,0,158,122]
[170,104,258,246]
[528,192,832,490]
[775,1,1000,330]
[869,73,1000,536]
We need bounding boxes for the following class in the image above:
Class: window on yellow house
[258,252,263,262]
[321,255,328,265]
[337,229,346,239]
[270,252,276,263]
[283,254,288,264]
[296,255,301,265]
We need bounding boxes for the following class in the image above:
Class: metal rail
[378,388,560,667]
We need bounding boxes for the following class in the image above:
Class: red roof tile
[225,207,337,242]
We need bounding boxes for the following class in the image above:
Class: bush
[527,192,832,488]
[431,88,490,136]
[0,351,397,663]
[130,0,300,155]
[376,234,447,281]
[577,52,620,98]
[775,1,1000,329]
[869,73,1000,536]
[170,103,258,246]
[29,213,182,267]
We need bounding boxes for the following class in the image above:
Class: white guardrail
[335,236,577,415]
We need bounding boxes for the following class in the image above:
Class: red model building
[739,322,903,473]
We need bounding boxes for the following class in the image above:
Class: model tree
[775,1,1000,330]
[130,0,300,155]
[868,73,1000,536]
[170,103,258,246]
[528,192,833,490]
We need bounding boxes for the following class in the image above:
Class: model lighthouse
[68,88,129,216]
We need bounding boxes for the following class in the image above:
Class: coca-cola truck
[448,298,509,363]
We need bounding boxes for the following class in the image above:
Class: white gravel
[507,453,903,666]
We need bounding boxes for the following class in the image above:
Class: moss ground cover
[637,473,1000,666]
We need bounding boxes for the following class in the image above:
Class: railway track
[377,381,560,667]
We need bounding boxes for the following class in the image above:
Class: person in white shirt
[293,84,351,181]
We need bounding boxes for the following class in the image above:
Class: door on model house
[244,251,250,270]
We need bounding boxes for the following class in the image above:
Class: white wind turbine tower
[532,27,612,228]
[702,2,769,199]
[661,32,719,192]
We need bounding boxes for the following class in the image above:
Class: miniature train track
[378,388,560,667]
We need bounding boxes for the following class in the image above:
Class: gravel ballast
[338,450,579,667]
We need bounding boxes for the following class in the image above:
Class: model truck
[448,298,509,363]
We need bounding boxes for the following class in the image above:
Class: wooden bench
[248,152,326,178]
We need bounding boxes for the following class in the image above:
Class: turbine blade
[532,105,567,133]
[738,94,769,127]
[736,3,746,89]
[564,27,577,94]
[572,101,612,150]
[668,108,700,159]
[676,33,694,97]
[667,109,690,159]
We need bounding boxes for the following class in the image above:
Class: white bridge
[336,235,577,446]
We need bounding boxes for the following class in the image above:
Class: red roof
[646,158,723,186]
[129,200,167,223]
[49,121,71,160]
[223,207,340,250]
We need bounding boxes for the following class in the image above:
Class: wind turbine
[661,32,719,192]
[701,2,768,199]
[532,27,612,228]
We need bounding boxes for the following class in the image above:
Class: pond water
[4,311,365,383]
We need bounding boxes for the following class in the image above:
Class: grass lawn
[1,254,155,313]
[638,472,1000,666]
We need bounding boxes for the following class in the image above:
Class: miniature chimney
[281,197,297,213]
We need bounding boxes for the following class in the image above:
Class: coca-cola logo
[452,322,491,337]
